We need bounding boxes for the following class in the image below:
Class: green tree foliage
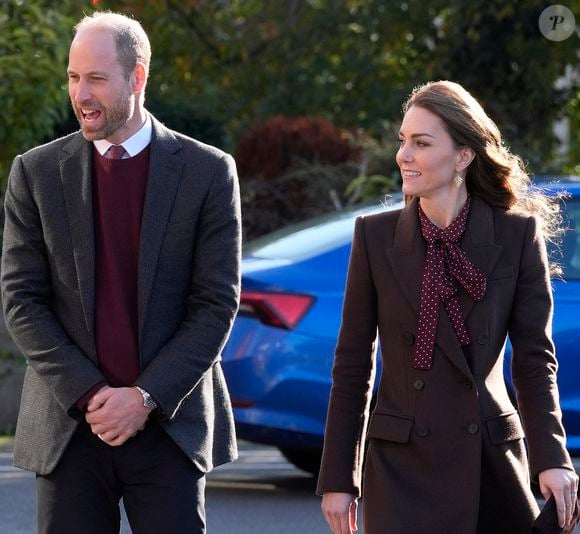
[0,0,78,188]
[105,0,441,141]
[101,0,578,174]
[2,0,577,195]
[564,89,580,175]
[426,0,580,172]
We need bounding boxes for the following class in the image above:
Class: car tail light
[239,291,315,330]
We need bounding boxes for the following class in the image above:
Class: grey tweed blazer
[1,115,241,475]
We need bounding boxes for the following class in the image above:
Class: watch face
[136,387,157,409]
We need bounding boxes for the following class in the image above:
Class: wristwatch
[134,386,158,410]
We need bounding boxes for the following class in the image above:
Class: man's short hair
[74,12,151,80]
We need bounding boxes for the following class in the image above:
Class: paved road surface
[1,444,578,533]
[0,442,327,534]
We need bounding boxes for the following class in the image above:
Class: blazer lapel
[137,117,184,338]
[60,133,96,341]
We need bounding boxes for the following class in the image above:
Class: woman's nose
[397,144,413,163]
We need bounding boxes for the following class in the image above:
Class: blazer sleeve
[135,153,241,419]
[508,215,573,478]
[316,215,378,497]
[1,155,106,415]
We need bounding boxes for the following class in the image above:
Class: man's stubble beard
[72,86,134,141]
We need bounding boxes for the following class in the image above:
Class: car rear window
[243,193,580,277]
[552,198,580,280]
[245,196,404,261]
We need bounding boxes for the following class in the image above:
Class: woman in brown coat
[318,81,578,533]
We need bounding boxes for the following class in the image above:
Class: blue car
[222,178,580,473]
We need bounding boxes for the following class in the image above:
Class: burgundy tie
[106,145,127,160]
[412,196,486,370]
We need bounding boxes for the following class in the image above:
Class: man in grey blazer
[1,11,240,534]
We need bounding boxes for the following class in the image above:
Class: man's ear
[132,62,147,94]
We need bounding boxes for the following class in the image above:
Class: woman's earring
[454,174,464,188]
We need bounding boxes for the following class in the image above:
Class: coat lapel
[385,197,425,316]
[137,117,184,338]
[459,195,503,321]
[60,133,96,341]
[385,195,503,377]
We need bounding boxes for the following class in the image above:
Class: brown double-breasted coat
[317,196,573,533]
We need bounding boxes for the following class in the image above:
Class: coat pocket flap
[486,412,525,444]
[367,412,414,443]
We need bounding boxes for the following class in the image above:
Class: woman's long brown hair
[402,80,563,274]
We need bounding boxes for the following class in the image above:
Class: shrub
[234,115,357,179]
[240,159,361,240]
[234,116,402,240]
[234,116,361,239]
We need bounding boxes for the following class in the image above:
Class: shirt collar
[93,112,152,158]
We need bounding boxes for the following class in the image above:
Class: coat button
[403,332,415,346]
[463,379,473,390]
[467,423,479,435]
[476,334,488,345]
[415,424,430,437]
[413,379,425,391]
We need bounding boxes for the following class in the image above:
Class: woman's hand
[538,467,579,530]
[321,492,358,533]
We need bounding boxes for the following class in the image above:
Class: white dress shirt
[93,113,153,158]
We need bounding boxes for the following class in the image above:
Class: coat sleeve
[316,215,378,497]
[135,153,241,420]
[1,155,106,415]
[509,215,573,478]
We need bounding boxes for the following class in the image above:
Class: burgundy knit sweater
[91,146,150,387]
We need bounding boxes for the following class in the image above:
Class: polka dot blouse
[413,195,486,370]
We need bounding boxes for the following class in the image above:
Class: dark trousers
[37,419,206,534]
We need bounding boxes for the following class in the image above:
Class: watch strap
[134,386,158,410]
